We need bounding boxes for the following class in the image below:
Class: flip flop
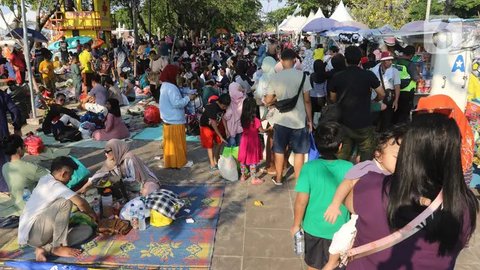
[251,177,264,185]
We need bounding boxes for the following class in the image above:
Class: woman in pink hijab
[223,82,245,146]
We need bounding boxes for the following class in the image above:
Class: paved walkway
[4,125,480,269]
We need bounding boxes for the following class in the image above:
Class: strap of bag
[378,65,386,91]
[295,72,307,101]
[348,190,443,260]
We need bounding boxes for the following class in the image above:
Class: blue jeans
[227,133,242,147]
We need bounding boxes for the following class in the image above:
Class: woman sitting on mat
[77,139,160,197]
[92,98,130,141]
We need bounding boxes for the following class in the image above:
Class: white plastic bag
[120,197,150,220]
[218,155,239,181]
[328,214,359,255]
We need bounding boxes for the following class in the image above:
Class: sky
[261,0,286,14]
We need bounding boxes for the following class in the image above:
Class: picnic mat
[133,125,200,142]
[0,184,225,269]
[36,132,139,149]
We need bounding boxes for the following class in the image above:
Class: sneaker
[184,160,194,168]
[271,177,283,186]
[209,165,219,172]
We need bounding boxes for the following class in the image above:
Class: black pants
[311,96,326,113]
[150,84,160,103]
[377,105,394,132]
[394,91,414,124]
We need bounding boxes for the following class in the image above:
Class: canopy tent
[313,8,325,20]
[279,15,307,32]
[0,6,37,34]
[300,11,316,30]
[302,18,340,33]
[278,15,292,29]
[329,0,354,22]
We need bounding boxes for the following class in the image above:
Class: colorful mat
[37,132,139,149]
[133,125,200,142]
[0,184,225,269]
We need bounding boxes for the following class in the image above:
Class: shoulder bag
[319,81,349,123]
[275,72,307,113]
[379,65,395,106]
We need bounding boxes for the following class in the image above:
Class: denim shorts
[273,124,310,154]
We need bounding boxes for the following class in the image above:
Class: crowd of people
[0,33,478,268]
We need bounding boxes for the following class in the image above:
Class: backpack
[24,132,44,155]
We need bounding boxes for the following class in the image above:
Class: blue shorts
[273,124,310,154]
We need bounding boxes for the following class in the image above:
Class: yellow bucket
[149,209,173,227]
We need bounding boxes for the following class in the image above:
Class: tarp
[329,0,354,22]
[0,6,37,33]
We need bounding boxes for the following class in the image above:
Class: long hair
[311,60,326,84]
[107,98,121,117]
[241,97,257,128]
[385,113,478,255]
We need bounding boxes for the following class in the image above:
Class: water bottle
[22,187,31,202]
[129,204,139,230]
[293,230,304,255]
[92,198,101,216]
[138,207,146,231]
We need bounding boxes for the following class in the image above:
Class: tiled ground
[6,123,480,269]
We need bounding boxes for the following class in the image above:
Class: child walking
[237,97,267,184]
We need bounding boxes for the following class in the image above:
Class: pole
[132,0,138,77]
[148,0,152,40]
[426,0,432,21]
[20,0,36,118]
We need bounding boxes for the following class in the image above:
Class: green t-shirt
[295,158,353,239]
[0,160,49,217]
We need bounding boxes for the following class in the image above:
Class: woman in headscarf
[159,64,196,168]
[309,60,327,116]
[252,56,277,175]
[224,82,245,147]
[416,94,474,185]
[77,139,160,197]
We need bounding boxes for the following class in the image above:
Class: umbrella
[302,18,340,33]
[7,28,48,43]
[47,36,92,51]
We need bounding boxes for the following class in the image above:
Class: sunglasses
[411,107,453,120]
[104,149,112,154]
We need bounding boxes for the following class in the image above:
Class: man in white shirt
[18,156,96,262]
[302,41,314,74]
[264,49,313,185]
[370,51,401,131]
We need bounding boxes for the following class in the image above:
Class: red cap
[380,51,394,61]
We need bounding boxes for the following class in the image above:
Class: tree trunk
[136,7,149,34]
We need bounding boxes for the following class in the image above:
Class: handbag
[320,84,349,123]
[339,190,444,267]
[378,65,395,107]
[275,73,307,113]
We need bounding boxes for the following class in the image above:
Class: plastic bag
[24,132,44,155]
[308,133,320,161]
[68,155,90,189]
[222,146,239,160]
[144,105,161,125]
[218,155,239,181]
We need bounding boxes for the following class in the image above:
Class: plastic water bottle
[138,207,146,231]
[129,204,139,230]
[22,187,31,202]
[294,230,304,255]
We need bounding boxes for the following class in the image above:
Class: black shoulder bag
[379,65,394,106]
[320,82,349,123]
[275,73,307,113]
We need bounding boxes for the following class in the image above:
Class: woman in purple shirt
[344,113,478,270]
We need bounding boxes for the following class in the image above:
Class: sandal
[271,177,283,186]
[251,177,264,185]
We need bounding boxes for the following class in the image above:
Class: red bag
[144,105,161,125]
[24,132,44,155]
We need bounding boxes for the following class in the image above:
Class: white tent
[0,6,37,34]
[301,11,315,29]
[313,8,325,19]
[279,6,307,33]
[329,0,354,22]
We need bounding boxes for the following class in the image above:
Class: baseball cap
[380,51,394,61]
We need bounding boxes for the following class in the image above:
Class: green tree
[349,0,411,28]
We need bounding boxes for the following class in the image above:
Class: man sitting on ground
[42,93,80,135]
[18,156,96,262]
[80,73,108,115]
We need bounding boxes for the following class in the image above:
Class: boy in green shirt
[291,122,353,270]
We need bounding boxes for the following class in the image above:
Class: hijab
[255,56,276,100]
[417,94,474,173]
[100,139,159,185]
[225,82,245,136]
[160,64,179,85]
